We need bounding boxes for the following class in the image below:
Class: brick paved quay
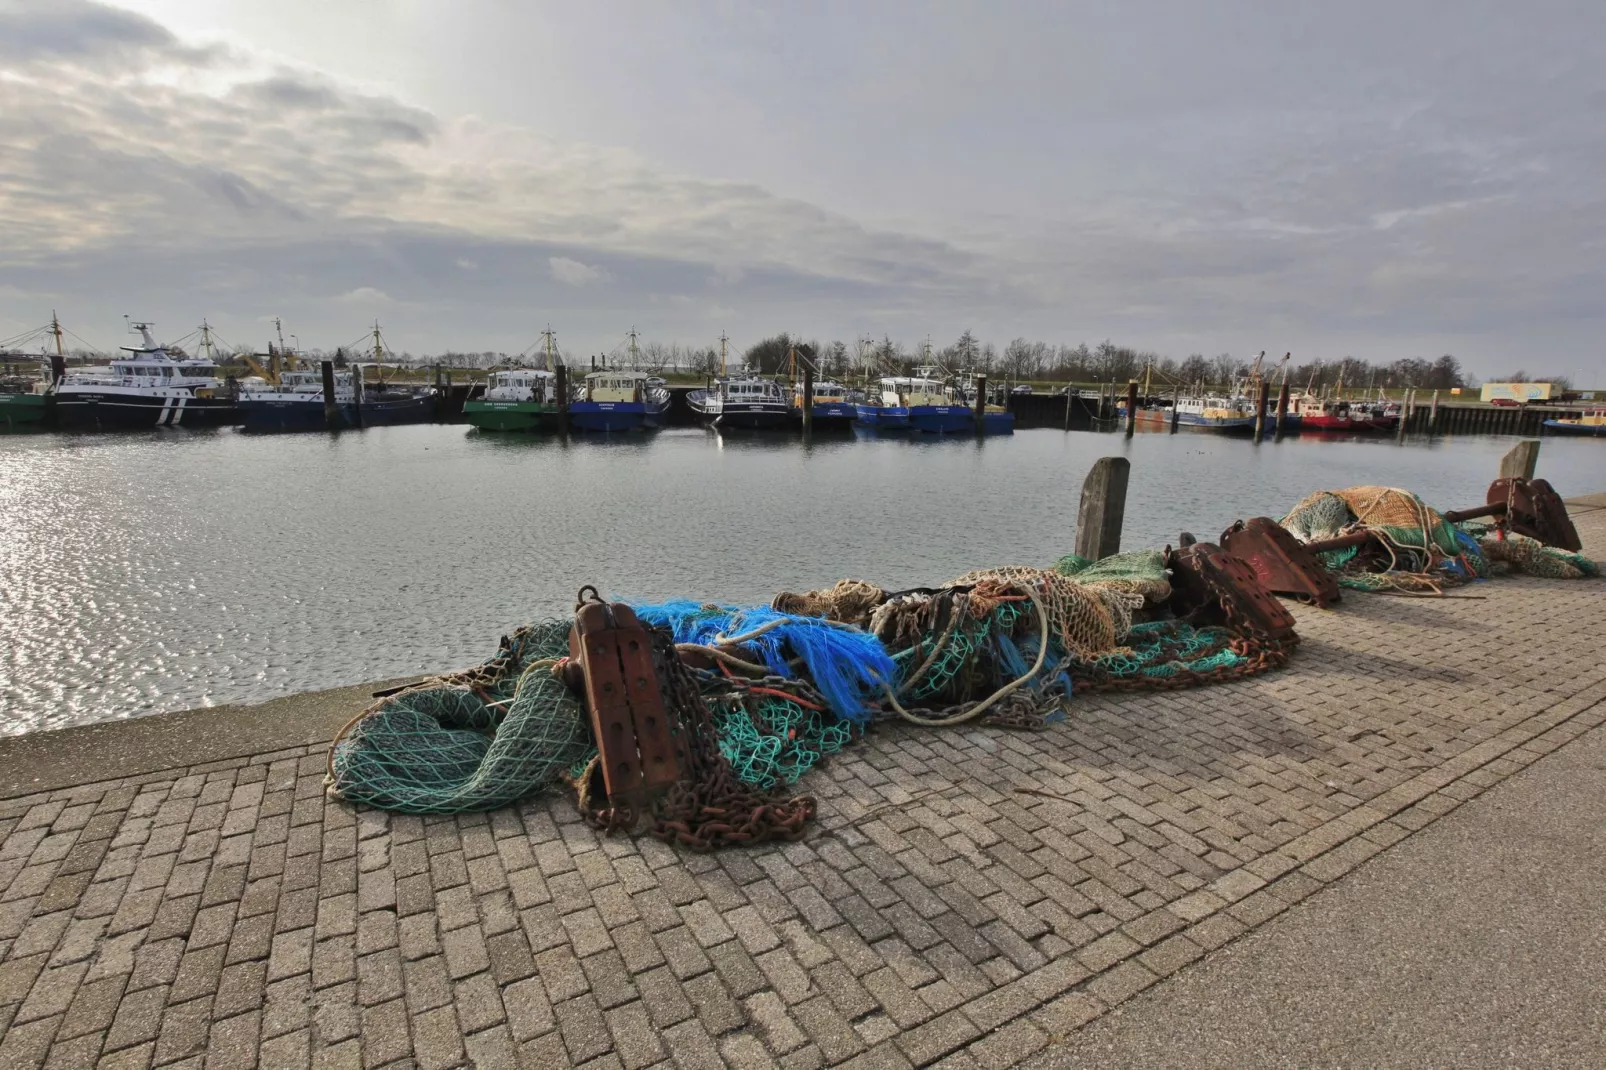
[2,498,1602,1069]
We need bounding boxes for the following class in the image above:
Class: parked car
[1489,398,1521,407]
[1011,384,1033,395]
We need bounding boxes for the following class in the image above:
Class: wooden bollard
[973,375,986,434]
[1075,456,1130,561]
[321,360,339,430]
[1125,380,1137,437]
[554,364,570,435]
[1499,439,1540,481]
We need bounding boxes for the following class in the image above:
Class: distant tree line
[21,331,1580,392]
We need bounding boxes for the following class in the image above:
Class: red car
[1489,398,1521,407]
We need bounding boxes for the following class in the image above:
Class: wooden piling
[802,365,815,433]
[321,360,338,430]
[1396,388,1410,442]
[1125,380,1138,437]
[1254,380,1269,439]
[555,364,570,435]
[1074,457,1130,561]
[351,363,365,429]
[1274,381,1289,441]
[973,375,986,434]
[1063,387,1073,431]
[1429,389,1440,433]
[1499,439,1540,480]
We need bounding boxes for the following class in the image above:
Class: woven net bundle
[1282,485,1597,592]
[327,621,593,814]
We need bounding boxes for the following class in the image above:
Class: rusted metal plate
[1167,542,1299,644]
[569,598,681,817]
[1221,517,1343,608]
[1490,477,1582,551]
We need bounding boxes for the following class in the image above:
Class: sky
[1,0,1603,378]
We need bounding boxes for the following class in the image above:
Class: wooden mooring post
[1428,389,1440,433]
[1075,457,1130,561]
[1125,380,1137,437]
[802,365,815,434]
[1063,386,1074,431]
[351,363,365,429]
[554,364,570,435]
[1254,380,1269,440]
[973,375,986,434]
[1274,380,1290,441]
[320,360,338,430]
[1499,439,1540,480]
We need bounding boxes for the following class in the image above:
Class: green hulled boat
[0,390,52,431]
[462,368,560,431]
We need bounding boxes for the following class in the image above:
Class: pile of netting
[327,621,592,813]
[325,546,1295,838]
[1282,485,1597,592]
[328,618,815,849]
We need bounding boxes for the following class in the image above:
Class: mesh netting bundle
[1283,485,1598,591]
[327,621,594,813]
[629,601,895,725]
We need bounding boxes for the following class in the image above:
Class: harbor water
[2,425,1599,735]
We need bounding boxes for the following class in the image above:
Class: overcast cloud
[1,0,1602,375]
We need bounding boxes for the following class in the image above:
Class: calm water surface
[2,425,1599,734]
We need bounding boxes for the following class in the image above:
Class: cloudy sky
[1,0,1602,376]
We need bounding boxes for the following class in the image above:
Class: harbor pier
[0,499,1601,1068]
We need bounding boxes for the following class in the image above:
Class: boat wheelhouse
[55,322,238,430]
[569,370,669,431]
[463,369,559,432]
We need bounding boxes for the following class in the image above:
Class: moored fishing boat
[55,321,238,430]
[1171,393,1257,433]
[462,368,559,431]
[688,374,793,429]
[238,368,356,430]
[0,359,53,432]
[793,378,857,429]
[1291,393,1365,432]
[899,369,971,433]
[570,370,669,431]
[854,377,911,429]
[1543,408,1606,436]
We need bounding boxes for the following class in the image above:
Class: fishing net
[1468,529,1599,579]
[327,621,593,813]
[1282,485,1598,591]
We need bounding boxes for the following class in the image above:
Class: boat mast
[198,319,216,361]
[49,311,64,357]
[372,321,384,385]
[719,332,728,377]
[541,327,556,372]
[627,327,638,370]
